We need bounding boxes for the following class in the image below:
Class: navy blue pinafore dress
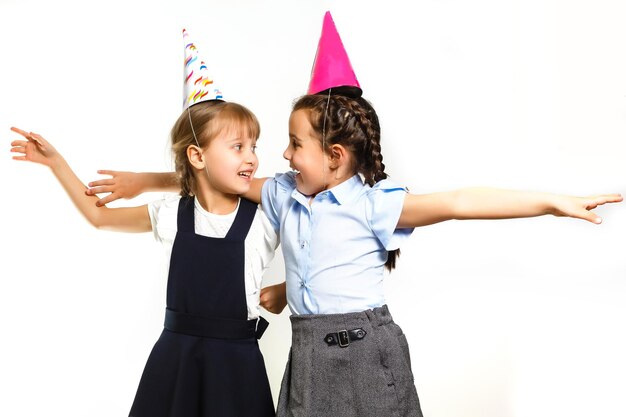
[129,197,274,417]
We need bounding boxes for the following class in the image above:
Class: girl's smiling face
[200,126,258,196]
[283,109,333,197]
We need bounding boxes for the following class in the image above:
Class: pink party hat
[307,11,361,97]
[182,29,223,109]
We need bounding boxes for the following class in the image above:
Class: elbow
[86,208,110,230]
[448,189,467,220]
[449,188,489,220]
[92,222,107,231]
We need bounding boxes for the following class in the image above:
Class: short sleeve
[147,194,180,243]
[260,172,296,231]
[256,206,280,252]
[365,179,413,250]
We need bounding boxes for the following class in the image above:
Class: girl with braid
[83,12,622,417]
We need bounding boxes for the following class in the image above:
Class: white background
[1,1,625,416]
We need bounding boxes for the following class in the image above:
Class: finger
[86,185,114,195]
[87,179,115,187]
[27,132,46,149]
[10,128,45,149]
[97,170,119,176]
[96,193,118,207]
[10,126,30,138]
[588,194,623,209]
[10,139,28,147]
[87,186,112,196]
[577,209,602,224]
[12,156,27,161]
[10,146,26,153]
[599,193,623,204]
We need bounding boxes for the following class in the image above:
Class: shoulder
[363,178,409,207]
[260,172,297,230]
[263,171,297,193]
[148,194,182,242]
[148,193,182,217]
[367,178,409,195]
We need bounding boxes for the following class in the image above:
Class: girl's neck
[307,171,358,205]
[323,168,357,191]
[194,190,239,214]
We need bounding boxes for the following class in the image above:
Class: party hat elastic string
[187,106,211,181]
[181,29,224,183]
[321,88,332,190]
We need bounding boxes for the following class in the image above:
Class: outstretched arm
[86,170,269,205]
[10,127,151,233]
[86,171,180,206]
[397,187,623,228]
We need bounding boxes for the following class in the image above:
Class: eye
[233,144,242,151]
[251,144,258,153]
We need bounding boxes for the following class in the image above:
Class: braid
[350,97,388,186]
[292,93,400,270]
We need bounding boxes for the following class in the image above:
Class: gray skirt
[276,305,423,417]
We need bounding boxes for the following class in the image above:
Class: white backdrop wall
[1,1,625,416]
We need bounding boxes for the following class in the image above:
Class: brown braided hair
[170,100,260,196]
[292,94,400,270]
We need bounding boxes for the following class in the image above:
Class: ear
[328,144,350,169]
[187,145,206,169]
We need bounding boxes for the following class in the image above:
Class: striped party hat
[182,29,223,109]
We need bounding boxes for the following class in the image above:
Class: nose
[244,147,257,165]
[283,146,291,160]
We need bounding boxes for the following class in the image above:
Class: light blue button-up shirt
[261,172,413,315]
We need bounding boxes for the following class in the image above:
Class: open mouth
[238,171,252,178]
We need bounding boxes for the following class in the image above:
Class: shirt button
[300,241,306,249]
[299,281,305,287]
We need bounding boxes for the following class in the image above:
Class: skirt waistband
[289,305,393,332]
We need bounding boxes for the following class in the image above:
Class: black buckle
[324,328,367,347]
[337,329,350,347]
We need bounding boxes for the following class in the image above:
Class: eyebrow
[223,136,255,143]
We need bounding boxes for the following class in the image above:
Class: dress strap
[176,195,195,233]
[225,198,258,240]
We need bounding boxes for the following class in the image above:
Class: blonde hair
[170,101,260,196]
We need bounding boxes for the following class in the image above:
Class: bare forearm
[86,171,180,206]
[50,157,150,232]
[50,155,107,225]
[451,187,556,220]
[398,187,620,228]
[141,172,180,193]
[242,177,268,204]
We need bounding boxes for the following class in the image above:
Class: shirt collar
[290,174,365,207]
[325,174,364,205]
